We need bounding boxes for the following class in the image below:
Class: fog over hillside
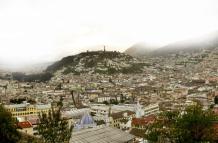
[0,62,54,74]
[125,43,159,57]
[152,31,218,56]
[125,31,218,57]
[1,31,218,73]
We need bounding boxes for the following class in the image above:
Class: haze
[0,0,218,68]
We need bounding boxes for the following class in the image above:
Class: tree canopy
[12,72,53,82]
[214,96,218,104]
[37,105,73,143]
[0,105,20,143]
[145,104,217,143]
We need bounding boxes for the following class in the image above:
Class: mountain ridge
[46,50,145,75]
[124,31,218,57]
[124,43,158,57]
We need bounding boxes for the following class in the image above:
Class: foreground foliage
[0,105,20,143]
[145,104,217,143]
[37,105,73,143]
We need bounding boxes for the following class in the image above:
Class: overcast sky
[0,0,218,67]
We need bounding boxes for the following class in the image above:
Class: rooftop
[17,121,32,129]
[111,110,135,120]
[4,103,51,110]
[132,114,156,126]
[70,126,135,143]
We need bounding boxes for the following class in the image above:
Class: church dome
[80,112,95,125]
[74,112,96,131]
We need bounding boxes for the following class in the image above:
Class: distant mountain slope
[152,31,218,56]
[46,51,145,75]
[125,31,218,57]
[125,43,158,57]
[0,62,54,74]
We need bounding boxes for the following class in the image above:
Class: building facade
[4,102,51,118]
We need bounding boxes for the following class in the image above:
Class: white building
[144,103,159,116]
[97,96,111,103]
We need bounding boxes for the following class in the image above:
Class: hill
[152,31,218,56]
[46,51,145,75]
[124,31,218,57]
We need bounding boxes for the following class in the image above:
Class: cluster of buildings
[0,48,217,142]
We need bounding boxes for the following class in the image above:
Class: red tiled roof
[208,77,218,82]
[18,121,32,129]
[132,115,156,126]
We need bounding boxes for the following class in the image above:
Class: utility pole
[0,91,2,104]
[104,45,106,52]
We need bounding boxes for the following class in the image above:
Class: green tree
[214,96,218,104]
[37,105,73,143]
[145,110,179,143]
[103,101,109,105]
[18,133,42,143]
[95,120,106,126]
[0,105,21,143]
[145,104,217,143]
[175,104,216,143]
[110,99,118,105]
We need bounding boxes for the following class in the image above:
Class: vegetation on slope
[46,51,145,75]
[11,72,53,82]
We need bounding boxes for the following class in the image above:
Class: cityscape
[0,0,218,143]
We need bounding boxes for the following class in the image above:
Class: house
[86,89,102,100]
[90,105,109,118]
[97,96,111,103]
[130,114,156,142]
[110,110,135,129]
[144,103,160,116]
[131,114,156,129]
[17,121,33,135]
